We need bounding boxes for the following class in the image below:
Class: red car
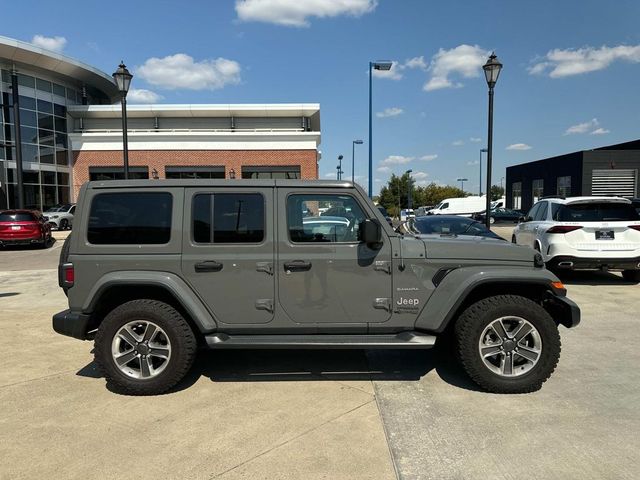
[0,210,52,248]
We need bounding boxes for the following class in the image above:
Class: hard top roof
[86,179,358,190]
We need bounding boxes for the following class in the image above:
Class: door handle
[283,260,312,272]
[194,261,223,273]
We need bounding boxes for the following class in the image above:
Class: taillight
[546,225,583,234]
[60,263,74,288]
[628,225,640,232]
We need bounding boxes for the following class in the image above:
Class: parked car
[415,206,434,217]
[400,208,415,221]
[427,196,487,217]
[512,196,640,281]
[407,215,504,240]
[473,208,524,224]
[53,179,579,395]
[43,204,76,230]
[631,198,640,214]
[0,209,52,248]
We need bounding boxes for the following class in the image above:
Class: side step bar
[204,331,437,349]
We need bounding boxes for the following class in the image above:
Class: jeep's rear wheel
[95,299,197,395]
[454,295,561,393]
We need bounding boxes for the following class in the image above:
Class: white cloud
[424,44,490,91]
[324,172,336,178]
[235,0,377,27]
[564,118,599,135]
[376,107,403,118]
[377,166,391,173]
[412,171,428,179]
[590,127,610,135]
[420,154,438,161]
[529,44,640,78]
[380,155,414,166]
[374,178,382,182]
[467,160,480,166]
[469,137,482,143]
[127,88,164,104]
[137,54,241,90]
[31,35,67,53]
[404,56,427,70]
[506,143,532,151]
[452,140,464,146]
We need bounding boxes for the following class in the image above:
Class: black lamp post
[352,139,363,183]
[112,61,133,179]
[479,148,487,195]
[368,61,393,198]
[482,52,503,228]
[406,169,413,211]
[337,155,344,180]
[457,177,468,194]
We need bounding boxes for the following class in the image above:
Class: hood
[411,234,537,264]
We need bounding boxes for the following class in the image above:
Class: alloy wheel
[111,320,171,379]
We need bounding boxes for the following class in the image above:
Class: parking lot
[1,230,639,480]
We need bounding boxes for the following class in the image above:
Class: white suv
[512,196,640,281]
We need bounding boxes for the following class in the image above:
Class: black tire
[59,218,69,230]
[622,270,640,283]
[454,295,561,394]
[94,299,197,395]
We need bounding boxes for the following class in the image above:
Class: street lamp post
[457,177,468,194]
[112,61,133,179]
[406,169,413,211]
[352,139,363,183]
[479,148,487,195]
[368,61,392,198]
[337,155,344,180]
[482,52,503,229]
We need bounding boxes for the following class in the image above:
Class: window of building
[165,166,225,179]
[532,179,544,203]
[89,166,149,181]
[512,182,522,210]
[241,166,301,179]
[88,192,173,245]
[192,193,264,244]
[557,176,571,197]
[287,194,366,243]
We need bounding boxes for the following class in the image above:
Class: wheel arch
[82,272,218,337]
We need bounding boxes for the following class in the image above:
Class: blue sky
[3,0,640,194]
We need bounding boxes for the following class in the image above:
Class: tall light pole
[457,177,468,194]
[368,61,393,198]
[336,155,344,180]
[112,61,133,179]
[479,148,487,196]
[406,169,413,211]
[482,52,503,228]
[352,139,363,183]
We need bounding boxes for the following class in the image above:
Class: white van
[428,196,487,217]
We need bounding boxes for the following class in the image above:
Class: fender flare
[414,266,559,333]
[83,271,218,332]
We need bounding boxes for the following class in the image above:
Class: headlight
[50,215,59,219]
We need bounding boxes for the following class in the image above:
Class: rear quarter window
[87,192,173,244]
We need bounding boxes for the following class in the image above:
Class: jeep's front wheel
[94,299,197,395]
[454,295,561,393]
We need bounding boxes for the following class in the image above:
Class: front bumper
[547,255,640,271]
[52,309,91,340]
[545,295,581,328]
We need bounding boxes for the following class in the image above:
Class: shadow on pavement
[0,292,20,298]
[555,269,637,286]
[77,346,481,394]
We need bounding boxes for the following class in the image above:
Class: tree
[490,184,505,201]
[378,174,467,216]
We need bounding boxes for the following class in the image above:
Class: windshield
[552,202,639,222]
[409,217,496,238]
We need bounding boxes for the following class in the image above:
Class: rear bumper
[0,237,43,246]
[52,309,91,340]
[547,255,640,271]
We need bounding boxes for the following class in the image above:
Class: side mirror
[360,219,382,245]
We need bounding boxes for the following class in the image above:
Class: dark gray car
[53,180,579,395]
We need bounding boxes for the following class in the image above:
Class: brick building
[68,104,321,200]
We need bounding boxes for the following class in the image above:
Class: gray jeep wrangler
[53,180,580,395]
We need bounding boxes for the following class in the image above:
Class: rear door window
[534,202,548,221]
[192,193,264,244]
[526,203,540,221]
[88,192,173,244]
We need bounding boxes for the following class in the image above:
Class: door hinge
[374,260,392,275]
[256,262,273,275]
[255,299,274,314]
[373,298,392,312]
